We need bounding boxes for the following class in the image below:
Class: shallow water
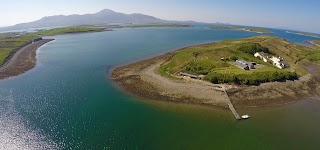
[0,27,320,149]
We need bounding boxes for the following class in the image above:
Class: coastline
[308,41,320,47]
[0,39,54,80]
[111,43,320,108]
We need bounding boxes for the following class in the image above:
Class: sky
[0,0,319,33]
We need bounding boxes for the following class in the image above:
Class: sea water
[0,26,319,149]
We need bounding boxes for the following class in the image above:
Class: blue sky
[1,0,319,33]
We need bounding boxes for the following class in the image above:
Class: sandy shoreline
[111,44,320,108]
[0,39,54,80]
[111,52,228,108]
[309,41,320,47]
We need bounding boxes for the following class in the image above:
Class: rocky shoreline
[0,39,54,80]
[111,46,320,108]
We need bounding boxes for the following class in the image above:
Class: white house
[254,52,269,62]
[254,52,288,69]
[270,56,287,69]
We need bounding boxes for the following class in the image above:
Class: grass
[0,48,13,64]
[210,25,272,33]
[313,40,320,45]
[33,26,105,36]
[305,46,320,64]
[0,33,39,65]
[125,24,191,28]
[159,36,318,85]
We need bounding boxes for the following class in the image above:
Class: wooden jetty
[223,86,242,120]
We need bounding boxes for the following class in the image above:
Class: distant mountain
[0,9,165,31]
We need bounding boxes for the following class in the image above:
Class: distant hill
[0,9,166,31]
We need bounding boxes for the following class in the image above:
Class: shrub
[238,43,270,55]
[206,71,298,85]
[230,55,238,61]
[184,60,213,75]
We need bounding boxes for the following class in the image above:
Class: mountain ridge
[0,9,166,31]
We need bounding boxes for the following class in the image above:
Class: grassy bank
[0,33,39,65]
[33,26,105,36]
[124,24,191,28]
[158,36,318,85]
[210,25,272,33]
[313,40,320,45]
[298,32,320,38]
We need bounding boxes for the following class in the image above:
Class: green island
[33,26,106,36]
[210,25,272,33]
[298,32,320,38]
[112,36,320,109]
[0,26,106,65]
[287,31,320,38]
[158,36,316,85]
[119,24,192,28]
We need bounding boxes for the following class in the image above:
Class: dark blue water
[0,27,319,149]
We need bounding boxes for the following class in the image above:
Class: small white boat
[241,114,250,119]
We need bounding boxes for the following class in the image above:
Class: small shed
[235,60,250,70]
[198,75,205,80]
[180,72,198,79]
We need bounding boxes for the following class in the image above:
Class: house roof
[255,52,265,56]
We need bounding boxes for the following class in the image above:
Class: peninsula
[112,36,320,109]
[121,24,192,28]
[0,26,106,79]
[210,25,272,34]
[310,40,320,47]
[0,24,192,80]
[286,31,320,38]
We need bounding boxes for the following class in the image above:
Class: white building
[254,52,269,62]
[254,52,288,69]
[270,56,287,69]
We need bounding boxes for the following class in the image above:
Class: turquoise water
[0,27,320,149]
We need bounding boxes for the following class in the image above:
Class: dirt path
[0,39,54,79]
[140,60,228,106]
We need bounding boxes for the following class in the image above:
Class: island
[96,24,192,29]
[33,26,106,36]
[309,40,320,47]
[111,36,320,113]
[123,24,192,28]
[210,25,272,34]
[0,26,107,79]
[286,31,320,38]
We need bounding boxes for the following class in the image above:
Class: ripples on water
[0,89,60,150]
[0,27,319,149]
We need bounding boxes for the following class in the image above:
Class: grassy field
[124,24,191,28]
[210,25,272,33]
[313,40,320,45]
[158,36,318,85]
[0,33,39,65]
[33,26,105,36]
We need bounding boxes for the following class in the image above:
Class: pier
[222,86,242,120]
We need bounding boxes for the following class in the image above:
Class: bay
[0,27,319,149]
